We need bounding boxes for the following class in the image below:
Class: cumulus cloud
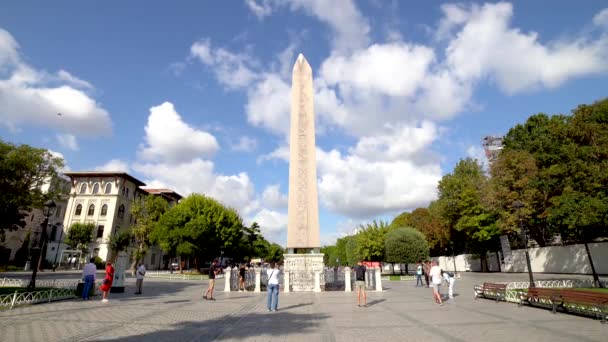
[244,0,273,20]
[593,8,608,29]
[0,28,111,135]
[231,136,258,152]
[95,159,130,173]
[56,133,78,151]
[261,184,288,210]
[249,208,288,243]
[138,102,219,163]
[190,39,258,89]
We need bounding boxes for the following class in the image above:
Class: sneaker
[101,299,108,303]
[267,309,271,312]
[271,309,277,312]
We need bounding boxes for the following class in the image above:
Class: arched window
[104,183,112,194]
[92,183,100,194]
[125,188,129,198]
[121,186,125,196]
[118,204,125,218]
[87,204,95,216]
[101,204,108,216]
[75,204,82,216]
[79,183,87,194]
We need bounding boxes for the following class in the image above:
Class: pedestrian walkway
[0,273,605,341]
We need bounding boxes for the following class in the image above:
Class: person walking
[266,262,280,312]
[81,258,96,300]
[135,262,146,294]
[442,270,455,300]
[353,260,367,307]
[415,261,424,287]
[99,262,115,303]
[423,261,431,288]
[204,260,219,301]
[429,261,443,305]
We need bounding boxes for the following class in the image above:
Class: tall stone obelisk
[283,54,324,292]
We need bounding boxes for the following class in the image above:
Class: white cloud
[261,184,288,210]
[0,28,111,136]
[257,144,290,164]
[95,159,130,173]
[466,145,488,169]
[56,70,93,89]
[244,0,274,20]
[139,102,219,163]
[320,43,435,97]
[48,149,71,172]
[249,208,287,244]
[56,133,78,151]
[245,73,291,135]
[190,39,258,89]
[444,2,608,93]
[317,147,441,218]
[593,8,608,29]
[231,136,258,152]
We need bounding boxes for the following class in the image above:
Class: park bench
[558,289,608,323]
[519,287,562,313]
[474,282,507,301]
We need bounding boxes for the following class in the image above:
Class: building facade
[59,172,182,270]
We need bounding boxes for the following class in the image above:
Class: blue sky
[1,1,607,246]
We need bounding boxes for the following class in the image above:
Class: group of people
[80,258,147,302]
[416,260,455,305]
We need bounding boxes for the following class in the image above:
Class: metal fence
[0,278,78,309]
[323,267,346,291]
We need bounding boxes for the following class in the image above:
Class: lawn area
[568,287,608,293]
[0,287,53,295]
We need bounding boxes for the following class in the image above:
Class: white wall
[502,242,608,275]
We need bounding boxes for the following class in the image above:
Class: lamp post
[27,200,57,291]
[513,201,534,288]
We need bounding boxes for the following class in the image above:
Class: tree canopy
[0,140,65,239]
[64,223,95,253]
[131,195,169,263]
[151,194,244,267]
[384,227,429,264]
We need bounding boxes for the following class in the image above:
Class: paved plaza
[1,273,606,342]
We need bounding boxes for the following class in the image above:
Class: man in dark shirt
[204,260,218,300]
[353,260,367,307]
[239,264,246,292]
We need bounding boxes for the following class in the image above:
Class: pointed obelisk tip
[294,53,309,71]
[297,53,305,63]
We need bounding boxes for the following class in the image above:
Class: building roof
[63,171,146,187]
[142,188,183,201]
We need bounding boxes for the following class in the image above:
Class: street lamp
[27,200,56,291]
[513,201,535,288]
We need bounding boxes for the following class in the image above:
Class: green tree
[407,204,450,255]
[345,236,359,266]
[0,140,65,240]
[151,194,244,269]
[355,220,390,261]
[64,223,95,253]
[264,243,284,263]
[108,230,132,262]
[385,227,429,271]
[390,211,411,229]
[131,195,169,264]
[437,158,500,269]
[321,245,338,266]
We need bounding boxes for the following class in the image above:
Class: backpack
[447,272,454,278]
[355,266,366,281]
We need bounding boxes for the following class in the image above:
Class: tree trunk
[584,242,603,288]
[405,264,409,275]
[495,251,501,272]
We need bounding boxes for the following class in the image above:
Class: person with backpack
[353,260,367,307]
[442,270,455,300]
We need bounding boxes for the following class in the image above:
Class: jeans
[267,284,279,310]
[135,279,143,293]
[447,278,455,298]
[82,275,95,299]
[415,274,423,287]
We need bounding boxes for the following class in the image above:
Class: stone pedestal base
[283,253,324,292]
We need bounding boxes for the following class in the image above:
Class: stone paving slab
[0,273,606,341]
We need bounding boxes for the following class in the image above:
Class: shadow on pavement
[365,298,386,307]
[279,302,313,311]
[100,311,329,341]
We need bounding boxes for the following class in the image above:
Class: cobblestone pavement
[1,273,606,342]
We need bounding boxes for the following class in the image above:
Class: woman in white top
[428,261,443,305]
[266,263,280,312]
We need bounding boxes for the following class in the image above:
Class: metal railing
[0,278,78,309]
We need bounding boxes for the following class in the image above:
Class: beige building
[60,172,181,269]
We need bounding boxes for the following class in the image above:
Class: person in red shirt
[99,262,114,303]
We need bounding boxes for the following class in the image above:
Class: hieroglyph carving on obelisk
[287,54,320,249]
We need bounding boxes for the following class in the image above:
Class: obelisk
[287,53,320,251]
[284,54,324,292]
